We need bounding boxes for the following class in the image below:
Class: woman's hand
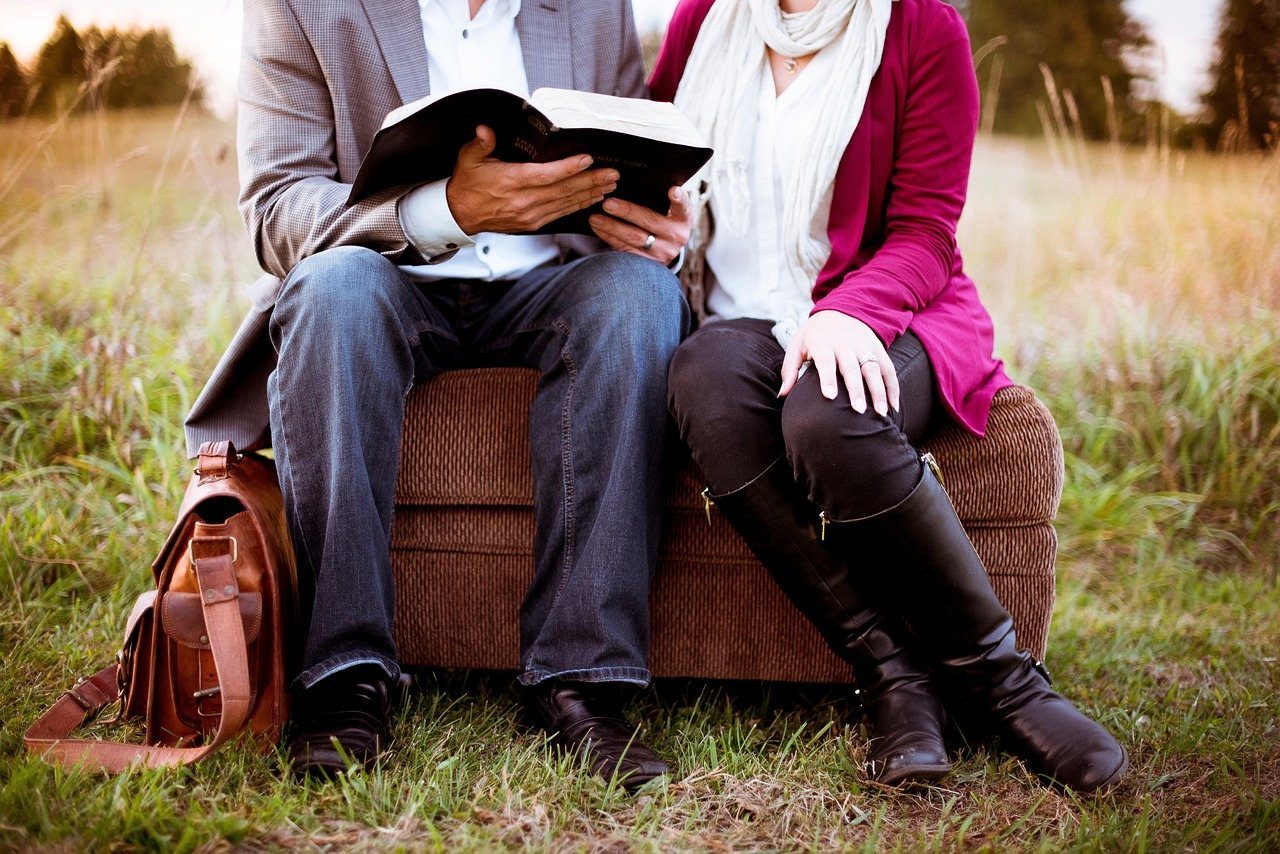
[779,311,900,416]
[588,186,692,265]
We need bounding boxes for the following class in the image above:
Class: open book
[346,87,713,235]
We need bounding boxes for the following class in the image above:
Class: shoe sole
[1040,746,1130,795]
[875,762,952,788]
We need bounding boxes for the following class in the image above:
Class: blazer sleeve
[236,0,425,279]
[811,7,979,346]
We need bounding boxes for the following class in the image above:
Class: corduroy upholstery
[391,369,1064,683]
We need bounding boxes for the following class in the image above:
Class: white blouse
[704,47,837,336]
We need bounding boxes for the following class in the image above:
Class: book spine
[510,106,554,162]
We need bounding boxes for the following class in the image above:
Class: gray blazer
[184,0,648,456]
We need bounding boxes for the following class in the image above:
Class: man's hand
[587,186,692,266]
[446,125,620,235]
[778,311,900,417]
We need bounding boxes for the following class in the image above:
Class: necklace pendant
[784,57,799,75]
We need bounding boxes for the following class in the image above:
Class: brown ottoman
[391,369,1063,683]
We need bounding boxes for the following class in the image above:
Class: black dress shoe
[523,681,671,791]
[287,664,391,780]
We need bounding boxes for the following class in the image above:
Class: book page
[529,88,707,148]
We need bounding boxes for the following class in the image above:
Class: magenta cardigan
[649,0,1012,437]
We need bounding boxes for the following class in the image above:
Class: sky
[0,0,1223,116]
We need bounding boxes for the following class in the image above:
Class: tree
[1202,0,1280,150]
[29,15,87,114]
[0,43,28,118]
[83,26,202,110]
[967,0,1153,140]
[26,18,202,115]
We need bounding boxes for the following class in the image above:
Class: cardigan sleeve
[647,0,717,102]
[811,6,979,347]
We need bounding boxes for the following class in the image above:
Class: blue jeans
[267,247,689,689]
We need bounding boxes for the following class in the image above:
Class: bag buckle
[64,677,96,712]
[187,536,238,565]
[194,686,223,718]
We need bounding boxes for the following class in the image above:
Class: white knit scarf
[674,0,895,332]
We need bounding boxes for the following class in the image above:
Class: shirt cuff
[397,179,474,262]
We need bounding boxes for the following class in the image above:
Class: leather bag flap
[160,592,262,649]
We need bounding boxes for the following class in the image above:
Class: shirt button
[461,29,469,39]
[481,245,491,255]
[446,242,457,250]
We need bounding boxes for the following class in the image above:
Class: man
[185,0,692,788]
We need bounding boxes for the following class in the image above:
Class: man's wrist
[398,179,475,261]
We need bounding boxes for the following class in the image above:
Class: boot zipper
[921,452,944,488]
[820,510,829,542]
[701,487,714,526]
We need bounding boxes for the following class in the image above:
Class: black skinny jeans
[668,318,940,519]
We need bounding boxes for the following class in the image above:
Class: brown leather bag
[25,441,299,771]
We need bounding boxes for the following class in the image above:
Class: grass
[1,108,1278,850]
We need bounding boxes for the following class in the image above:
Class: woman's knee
[668,325,767,428]
[781,372,918,511]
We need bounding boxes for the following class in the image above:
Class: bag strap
[24,538,255,771]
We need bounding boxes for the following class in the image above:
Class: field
[1,109,1278,851]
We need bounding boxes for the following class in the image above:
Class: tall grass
[1,108,1277,849]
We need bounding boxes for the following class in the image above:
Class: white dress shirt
[397,0,561,281]
[704,49,836,330]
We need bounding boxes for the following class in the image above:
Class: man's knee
[570,252,688,342]
[276,245,404,324]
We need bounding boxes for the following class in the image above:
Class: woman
[648,0,1128,791]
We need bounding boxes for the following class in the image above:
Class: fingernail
[673,187,684,201]
[823,385,836,399]
[580,156,594,168]
[607,170,620,181]
[604,199,620,213]
[875,402,888,416]
[589,215,602,225]
[853,401,866,413]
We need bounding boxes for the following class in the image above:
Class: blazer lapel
[360,0,432,104]
[516,0,575,92]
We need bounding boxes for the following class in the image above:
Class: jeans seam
[269,361,319,586]
[525,318,579,674]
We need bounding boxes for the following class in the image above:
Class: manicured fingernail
[823,385,836,399]
[853,400,866,413]
[604,199,621,213]
[875,402,888,416]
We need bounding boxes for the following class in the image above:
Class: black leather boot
[824,461,1129,794]
[708,459,950,787]
[287,664,391,780]
[523,681,670,792]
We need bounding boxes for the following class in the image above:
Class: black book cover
[346,88,712,235]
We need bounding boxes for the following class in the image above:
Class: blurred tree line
[1202,0,1279,150]
[0,16,202,118]
[969,0,1278,150]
